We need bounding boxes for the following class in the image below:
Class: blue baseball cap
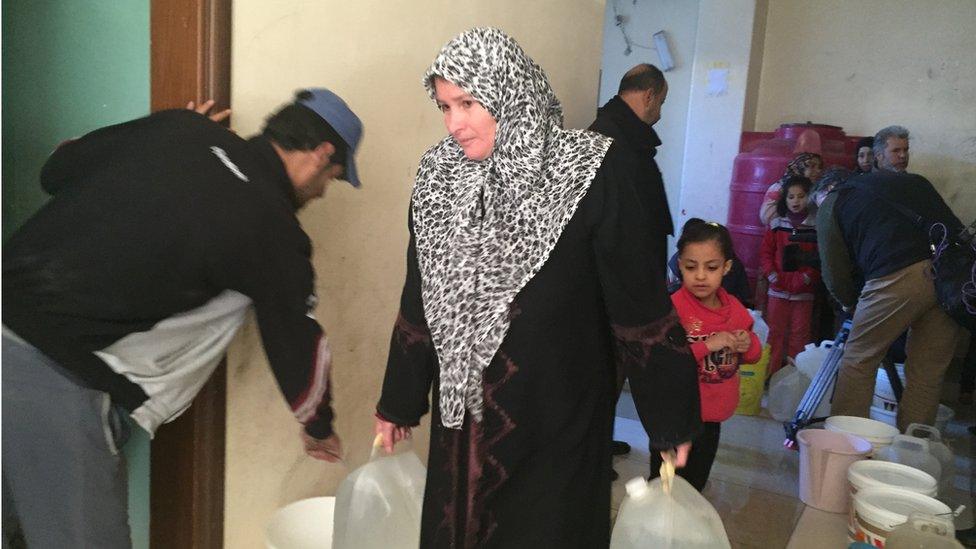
[298,88,363,187]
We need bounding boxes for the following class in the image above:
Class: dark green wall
[2,0,151,237]
[2,2,151,547]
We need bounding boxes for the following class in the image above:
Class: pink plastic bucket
[797,429,872,513]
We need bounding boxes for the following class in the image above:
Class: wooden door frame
[148,1,231,547]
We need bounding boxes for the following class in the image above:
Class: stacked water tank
[726,123,861,293]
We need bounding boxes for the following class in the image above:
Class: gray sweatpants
[2,334,132,548]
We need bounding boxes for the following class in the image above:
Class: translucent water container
[332,436,426,549]
[874,435,942,488]
[610,460,730,549]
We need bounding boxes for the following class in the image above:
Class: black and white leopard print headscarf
[412,27,613,429]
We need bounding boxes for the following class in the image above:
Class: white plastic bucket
[265,497,335,549]
[847,460,938,498]
[849,487,951,548]
[873,364,904,411]
[825,415,899,455]
[797,429,872,513]
[869,404,956,435]
[870,405,898,428]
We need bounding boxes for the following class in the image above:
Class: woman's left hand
[662,441,693,468]
[186,99,232,123]
[374,416,412,454]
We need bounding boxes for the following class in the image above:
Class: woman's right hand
[704,331,737,353]
[374,416,412,454]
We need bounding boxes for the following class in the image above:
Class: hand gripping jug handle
[369,433,384,459]
[660,450,676,495]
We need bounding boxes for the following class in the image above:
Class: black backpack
[861,186,976,333]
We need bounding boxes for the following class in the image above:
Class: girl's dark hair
[776,176,813,217]
[677,218,736,260]
[262,90,348,166]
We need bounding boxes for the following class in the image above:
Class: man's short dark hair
[262,90,348,166]
[617,64,666,95]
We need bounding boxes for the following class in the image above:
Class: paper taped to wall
[707,68,729,96]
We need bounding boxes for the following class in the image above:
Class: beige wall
[677,0,766,227]
[226,2,606,546]
[753,0,976,222]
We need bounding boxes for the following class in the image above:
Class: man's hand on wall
[186,99,232,124]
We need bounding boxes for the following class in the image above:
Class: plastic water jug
[610,459,730,548]
[795,341,835,418]
[794,341,832,380]
[768,364,810,422]
[851,488,953,548]
[332,435,426,549]
[904,423,954,496]
[874,435,942,487]
[885,512,963,548]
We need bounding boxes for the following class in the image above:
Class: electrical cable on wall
[610,0,657,56]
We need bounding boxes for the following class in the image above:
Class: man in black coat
[588,64,674,472]
[589,63,673,259]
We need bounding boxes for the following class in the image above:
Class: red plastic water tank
[727,123,862,294]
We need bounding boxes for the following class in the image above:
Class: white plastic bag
[611,459,730,549]
[748,309,769,347]
[332,435,426,549]
[768,364,811,422]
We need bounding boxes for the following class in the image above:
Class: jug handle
[905,423,941,442]
[369,432,414,460]
[660,450,676,495]
[369,433,384,459]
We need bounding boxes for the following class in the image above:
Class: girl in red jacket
[650,219,762,491]
[760,175,819,377]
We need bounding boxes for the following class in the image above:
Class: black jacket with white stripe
[3,109,336,438]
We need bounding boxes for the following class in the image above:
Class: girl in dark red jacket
[650,219,761,491]
[760,176,820,377]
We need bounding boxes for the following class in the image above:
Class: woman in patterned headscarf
[812,166,853,207]
[374,28,701,547]
[758,152,824,226]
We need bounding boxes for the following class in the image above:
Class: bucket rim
[797,429,873,456]
[848,460,938,493]
[854,486,950,529]
[825,415,900,439]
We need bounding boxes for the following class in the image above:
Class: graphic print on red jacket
[671,286,762,422]
[760,213,820,301]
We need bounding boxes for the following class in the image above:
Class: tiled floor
[612,380,975,548]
